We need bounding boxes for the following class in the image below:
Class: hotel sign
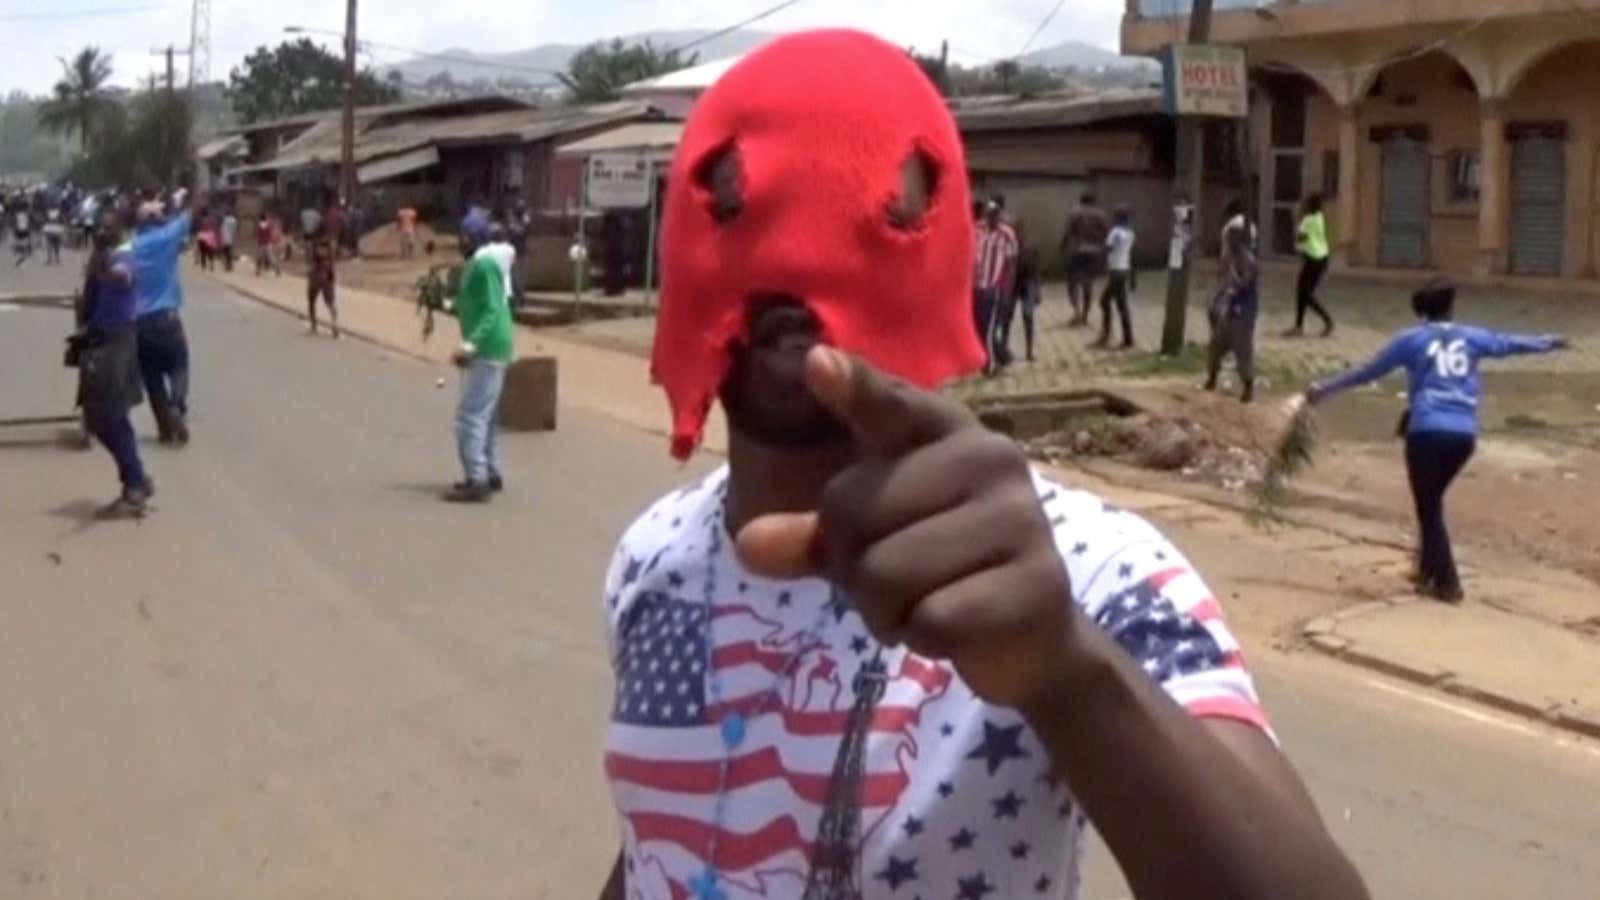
[1162,44,1248,118]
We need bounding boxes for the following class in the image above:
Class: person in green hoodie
[446,253,515,503]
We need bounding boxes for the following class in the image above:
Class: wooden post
[1159,0,1216,357]
[340,0,359,204]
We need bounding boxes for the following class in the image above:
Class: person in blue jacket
[132,199,193,445]
[1304,280,1569,602]
[77,209,155,516]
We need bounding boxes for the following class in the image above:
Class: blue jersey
[1315,322,1561,435]
[132,211,191,317]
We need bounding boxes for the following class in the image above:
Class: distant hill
[387,30,779,86]
[1019,41,1157,72]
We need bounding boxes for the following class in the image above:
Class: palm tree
[36,47,116,152]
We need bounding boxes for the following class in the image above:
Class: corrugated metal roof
[358,145,441,184]
[231,100,651,175]
[197,135,247,160]
[556,121,685,159]
[952,88,1165,132]
[621,56,745,95]
[225,94,532,136]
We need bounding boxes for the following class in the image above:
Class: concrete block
[1440,677,1557,722]
[1303,617,1337,637]
[1341,644,1450,687]
[1332,600,1396,623]
[500,356,558,432]
[1307,634,1349,656]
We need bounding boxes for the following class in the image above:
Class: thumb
[804,345,971,456]
[735,511,824,580]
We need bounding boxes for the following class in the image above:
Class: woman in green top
[1288,193,1335,337]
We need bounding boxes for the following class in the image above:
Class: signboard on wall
[1162,44,1248,118]
[585,153,651,209]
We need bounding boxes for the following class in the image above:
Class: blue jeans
[90,414,148,490]
[136,311,190,434]
[455,359,506,485]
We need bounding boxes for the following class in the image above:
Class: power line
[0,4,170,22]
[665,0,804,56]
[286,27,564,83]
[1018,0,1070,57]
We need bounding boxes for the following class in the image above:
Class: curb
[209,275,443,366]
[1301,601,1600,742]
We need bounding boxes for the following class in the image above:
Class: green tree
[71,88,193,189]
[558,39,698,103]
[35,47,117,152]
[226,39,401,124]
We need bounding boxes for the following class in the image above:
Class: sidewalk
[201,266,1600,741]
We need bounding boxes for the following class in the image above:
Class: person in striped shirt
[596,29,1366,900]
[973,200,1018,374]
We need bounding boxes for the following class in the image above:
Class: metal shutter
[1379,139,1430,269]
[1510,136,1566,276]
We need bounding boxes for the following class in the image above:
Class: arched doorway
[1503,41,1600,277]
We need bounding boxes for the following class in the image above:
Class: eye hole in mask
[692,140,744,225]
[886,147,940,232]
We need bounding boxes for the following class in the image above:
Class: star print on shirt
[902,814,924,838]
[957,872,996,899]
[875,855,918,891]
[991,790,1025,819]
[850,634,870,655]
[1010,841,1031,860]
[1118,562,1135,579]
[1071,541,1089,556]
[937,780,954,798]
[667,571,685,588]
[966,720,1030,776]
[1035,875,1053,893]
[620,556,643,587]
[940,723,954,737]
[949,828,976,851]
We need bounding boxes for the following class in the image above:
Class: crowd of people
[3,184,103,268]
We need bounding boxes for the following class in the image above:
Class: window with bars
[1448,150,1481,204]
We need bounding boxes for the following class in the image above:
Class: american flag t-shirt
[602,469,1269,899]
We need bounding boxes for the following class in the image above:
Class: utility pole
[1160,0,1215,357]
[150,45,191,93]
[340,0,359,203]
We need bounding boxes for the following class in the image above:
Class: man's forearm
[1020,613,1367,900]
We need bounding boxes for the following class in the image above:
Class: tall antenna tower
[187,0,212,86]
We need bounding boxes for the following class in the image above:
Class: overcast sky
[1,0,1128,95]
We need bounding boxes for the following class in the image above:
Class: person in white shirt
[473,223,517,301]
[12,206,33,267]
[220,212,239,272]
[43,207,66,265]
[1092,205,1137,349]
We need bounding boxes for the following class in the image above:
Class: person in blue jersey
[1304,280,1569,602]
[132,198,195,446]
[77,210,155,517]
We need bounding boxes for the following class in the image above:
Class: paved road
[1,261,1598,898]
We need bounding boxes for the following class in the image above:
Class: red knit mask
[652,29,984,459]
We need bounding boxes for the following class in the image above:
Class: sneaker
[170,418,190,448]
[1321,322,1336,339]
[488,473,504,493]
[97,482,154,519]
[445,481,493,503]
[1427,583,1465,604]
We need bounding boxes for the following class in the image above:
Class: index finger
[805,346,974,456]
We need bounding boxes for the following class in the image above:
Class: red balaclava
[652,29,985,459]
